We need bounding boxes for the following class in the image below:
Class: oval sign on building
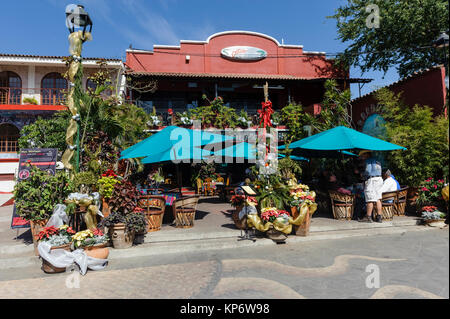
[221,46,267,61]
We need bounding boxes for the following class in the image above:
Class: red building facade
[125,31,368,120]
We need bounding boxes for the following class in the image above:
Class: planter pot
[266,226,288,243]
[232,205,247,230]
[133,232,146,245]
[30,219,48,256]
[109,223,135,249]
[290,206,312,237]
[41,243,71,273]
[102,199,111,218]
[84,243,109,259]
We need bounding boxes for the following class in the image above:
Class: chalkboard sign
[11,148,58,229]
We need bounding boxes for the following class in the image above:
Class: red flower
[93,228,104,237]
[168,108,173,115]
[422,187,429,192]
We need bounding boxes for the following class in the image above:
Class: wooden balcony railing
[0,87,67,105]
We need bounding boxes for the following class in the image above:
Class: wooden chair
[380,191,396,221]
[173,196,199,228]
[329,190,355,220]
[138,195,166,232]
[395,187,408,216]
[196,178,203,194]
[204,178,214,196]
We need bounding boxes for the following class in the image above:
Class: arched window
[41,72,67,105]
[0,71,22,104]
[0,124,20,153]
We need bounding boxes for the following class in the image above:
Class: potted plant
[420,206,447,227]
[97,169,121,217]
[22,97,38,105]
[72,228,109,259]
[36,225,75,273]
[126,208,148,245]
[260,207,291,243]
[230,195,257,230]
[288,181,317,236]
[102,211,134,249]
[13,163,73,255]
[416,178,447,213]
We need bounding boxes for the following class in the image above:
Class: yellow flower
[59,225,69,230]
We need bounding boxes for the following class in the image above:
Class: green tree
[190,96,239,129]
[329,0,449,78]
[304,79,353,133]
[375,88,449,186]
[280,103,307,145]
[18,111,70,152]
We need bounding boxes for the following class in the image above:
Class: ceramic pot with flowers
[72,228,109,259]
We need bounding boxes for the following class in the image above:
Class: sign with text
[221,46,267,61]
[11,148,58,229]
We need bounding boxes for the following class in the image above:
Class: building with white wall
[0,53,124,192]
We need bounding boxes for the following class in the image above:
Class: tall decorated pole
[61,4,92,174]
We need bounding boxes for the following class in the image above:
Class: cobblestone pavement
[0,228,447,299]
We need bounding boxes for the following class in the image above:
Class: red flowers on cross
[102,169,117,177]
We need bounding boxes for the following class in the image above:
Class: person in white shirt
[380,169,398,194]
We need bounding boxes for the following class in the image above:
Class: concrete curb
[0,223,444,271]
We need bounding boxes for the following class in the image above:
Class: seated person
[380,169,399,203]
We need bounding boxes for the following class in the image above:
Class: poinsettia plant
[260,207,290,223]
[36,225,76,247]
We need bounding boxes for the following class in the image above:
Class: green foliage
[304,80,353,132]
[375,88,449,186]
[13,164,73,221]
[416,178,447,206]
[18,111,70,152]
[72,171,98,193]
[22,97,38,105]
[97,176,121,199]
[280,103,307,144]
[329,0,449,78]
[277,156,303,181]
[107,180,140,214]
[190,96,239,129]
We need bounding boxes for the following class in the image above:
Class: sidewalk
[0,197,445,272]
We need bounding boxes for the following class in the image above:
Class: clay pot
[30,219,48,256]
[41,243,71,273]
[102,199,111,218]
[109,223,134,249]
[84,243,109,259]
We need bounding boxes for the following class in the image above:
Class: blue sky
[0,0,400,98]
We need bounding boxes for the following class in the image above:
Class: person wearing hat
[358,150,383,223]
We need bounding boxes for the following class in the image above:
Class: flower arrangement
[417,178,447,206]
[147,115,162,127]
[289,183,316,207]
[36,225,76,247]
[177,111,194,126]
[72,228,109,249]
[421,206,446,220]
[260,207,290,223]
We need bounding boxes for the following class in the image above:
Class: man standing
[358,150,383,223]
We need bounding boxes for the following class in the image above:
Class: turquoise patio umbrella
[278,154,309,161]
[141,147,213,164]
[120,126,234,159]
[279,126,406,154]
[211,142,257,160]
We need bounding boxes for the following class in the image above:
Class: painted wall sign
[221,46,267,61]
